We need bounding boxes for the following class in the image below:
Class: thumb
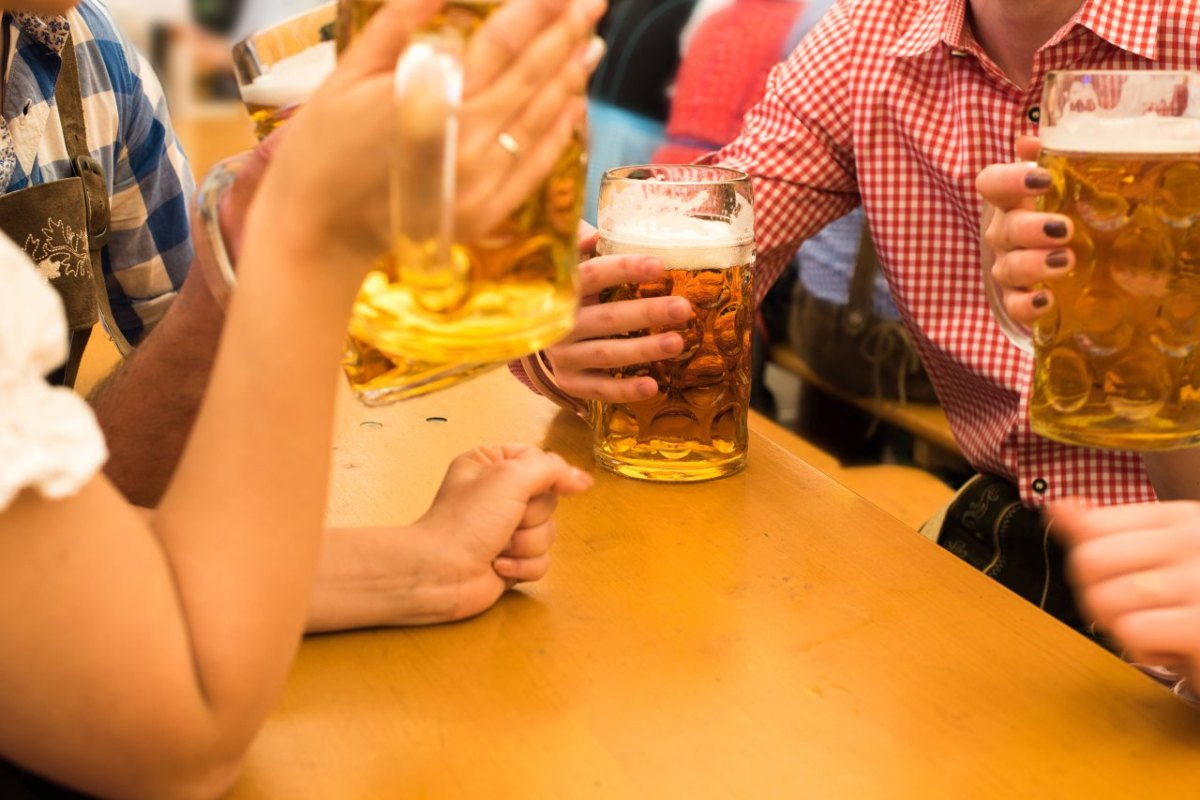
[1015,135,1041,162]
[330,0,444,84]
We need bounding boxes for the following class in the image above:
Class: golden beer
[233,4,337,139]
[1033,148,1200,449]
[339,0,584,402]
[238,41,335,139]
[591,236,754,482]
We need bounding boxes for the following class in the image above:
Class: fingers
[975,161,1048,212]
[493,549,551,582]
[1108,607,1200,667]
[1014,135,1041,162]
[577,221,599,256]
[482,446,594,497]
[552,370,660,403]
[990,246,1073,290]
[569,296,693,340]
[464,0,602,95]
[330,0,443,82]
[504,514,558,556]
[550,330,685,372]
[1052,500,1200,547]
[519,490,560,530]
[578,254,665,297]
[984,208,1073,258]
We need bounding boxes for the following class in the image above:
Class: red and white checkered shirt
[707,0,1200,507]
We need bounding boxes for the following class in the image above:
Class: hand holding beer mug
[591,166,755,482]
[339,0,596,404]
[985,70,1200,450]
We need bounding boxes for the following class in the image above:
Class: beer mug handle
[392,30,468,311]
[981,229,1035,355]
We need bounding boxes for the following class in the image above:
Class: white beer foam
[600,217,752,271]
[1042,114,1200,154]
[239,41,336,109]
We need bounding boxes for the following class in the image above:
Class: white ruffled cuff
[0,378,107,509]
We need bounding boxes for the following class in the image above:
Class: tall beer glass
[988,70,1200,450]
[339,0,585,404]
[593,166,755,482]
[232,3,337,139]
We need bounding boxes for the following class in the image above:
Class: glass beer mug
[985,70,1200,450]
[339,0,584,404]
[232,3,337,139]
[592,165,755,482]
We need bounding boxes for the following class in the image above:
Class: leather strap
[842,221,878,337]
[57,33,131,359]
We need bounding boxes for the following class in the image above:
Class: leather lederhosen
[0,32,126,387]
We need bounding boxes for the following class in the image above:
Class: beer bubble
[713,304,744,356]
[1157,162,1200,227]
[1104,349,1171,422]
[686,270,730,309]
[1042,346,1092,414]
[1149,278,1200,357]
[1111,222,1173,297]
[1072,288,1133,356]
[1073,162,1131,231]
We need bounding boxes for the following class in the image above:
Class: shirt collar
[1073,0,1161,61]
[887,0,1162,61]
[886,0,968,59]
[8,12,69,56]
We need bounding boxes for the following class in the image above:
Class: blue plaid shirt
[3,2,194,344]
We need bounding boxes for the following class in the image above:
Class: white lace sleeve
[0,234,107,510]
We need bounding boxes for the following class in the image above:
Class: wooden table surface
[229,370,1200,799]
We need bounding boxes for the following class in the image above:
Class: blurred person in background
[0,0,604,638]
[583,0,693,223]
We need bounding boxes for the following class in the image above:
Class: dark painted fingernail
[1025,170,1053,190]
[1043,220,1069,239]
[1031,291,1050,309]
[1045,250,1070,268]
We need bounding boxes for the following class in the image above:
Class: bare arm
[0,5,439,795]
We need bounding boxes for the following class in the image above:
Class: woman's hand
[976,136,1074,327]
[410,444,592,620]
[253,0,604,271]
[1053,499,1200,686]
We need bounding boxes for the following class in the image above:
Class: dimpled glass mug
[985,70,1200,450]
[339,0,586,404]
[591,165,755,482]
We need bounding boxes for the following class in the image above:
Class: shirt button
[1028,106,1041,123]
[1031,478,1048,494]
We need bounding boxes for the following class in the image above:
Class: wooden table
[229,370,1200,799]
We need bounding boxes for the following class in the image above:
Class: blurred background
[111,0,329,177]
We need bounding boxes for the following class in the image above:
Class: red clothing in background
[653,0,806,163]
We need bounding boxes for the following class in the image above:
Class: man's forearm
[90,259,225,506]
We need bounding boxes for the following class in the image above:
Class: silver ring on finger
[497,130,521,163]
